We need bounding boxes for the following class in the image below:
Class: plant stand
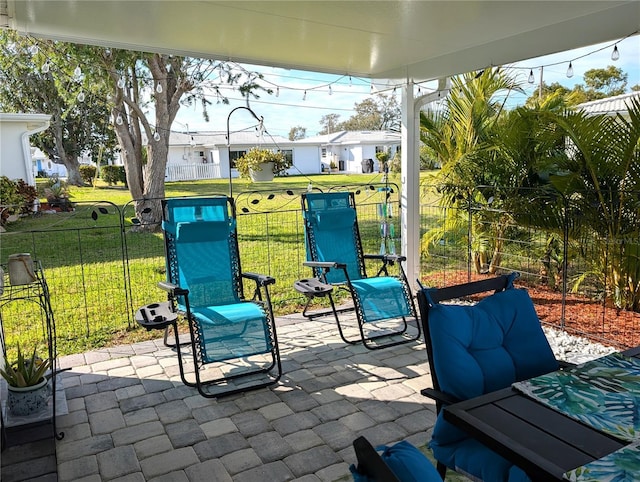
[0,261,66,450]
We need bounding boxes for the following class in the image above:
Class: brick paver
[44,313,438,481]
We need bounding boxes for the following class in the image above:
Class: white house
[0,113,51,186]
[165,129,400,181]
[295,131,401,173]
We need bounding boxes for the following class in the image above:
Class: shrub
[79,165,97,185]
[0,176,38,223]
[16,180,38,214]
[101,165,121,185]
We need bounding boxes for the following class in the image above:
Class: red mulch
[420,271,640,350]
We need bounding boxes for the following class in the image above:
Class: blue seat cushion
[428,287,558,401]
[380,441,440,482]
[193,302,272,363]
[350,440,440,482]
[351,277,411,322]
[430,415,530,481]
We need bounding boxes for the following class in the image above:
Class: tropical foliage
[420,66,640,312]
[549,97,640,310]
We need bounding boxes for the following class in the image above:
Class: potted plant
[235,148,292,182]
[0,345,51,416]
[40,177,73,212]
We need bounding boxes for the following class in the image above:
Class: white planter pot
[7,377,49,416]
[249,162,275,182]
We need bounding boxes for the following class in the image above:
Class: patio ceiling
[3,1,639,81]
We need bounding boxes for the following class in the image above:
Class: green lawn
[2,173,415,356]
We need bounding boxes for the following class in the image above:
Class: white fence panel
[165,163,221,181]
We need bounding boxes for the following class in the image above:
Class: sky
[175,34,640,139]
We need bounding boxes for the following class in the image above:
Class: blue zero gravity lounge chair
[417,273,563,481]
[300,191,420,350]
[158,196,281,398]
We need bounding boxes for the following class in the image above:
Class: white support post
[401,78,450,288]
[400,82,420,288]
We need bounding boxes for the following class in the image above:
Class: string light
[153,131,161,141]
[115,114,123,125]
[15,29,635,118]
[611,45,620,61]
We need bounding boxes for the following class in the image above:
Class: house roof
[298,130,401,145]
[4,1,638,82]
[169,130,291,148]
[576,91,640,116]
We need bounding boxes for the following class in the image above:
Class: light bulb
[116,114,123,125]
[611,45,620,61]
[566,62,574,78]
[155,83,163,93]
[328,85,332,95]
[528,69,535,84]
[153,131,161,141]
[28,45,38,55]
[302,90,307,101]
[117,77,126,89]
[77,91,85,102]
[276,87,279,97]
[41,62,50,74]
[349,76,352,87]
[74,66,82,77]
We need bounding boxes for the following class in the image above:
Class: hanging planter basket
[249,162,275,182]
[236,148,291,182]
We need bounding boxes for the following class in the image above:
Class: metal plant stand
[0,261,64,449]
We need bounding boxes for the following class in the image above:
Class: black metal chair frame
[301,191,421,350]
[158,196,282,398]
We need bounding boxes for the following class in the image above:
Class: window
[281,149,293,164]
[321,148,327,158]
[229,150,247,168]
[375,146,385,154]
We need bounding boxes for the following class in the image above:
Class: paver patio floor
[4,312,446,481]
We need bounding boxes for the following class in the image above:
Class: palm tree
[549,97,640,310]
[420,68,526,274]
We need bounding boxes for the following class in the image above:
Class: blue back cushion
[428,287,558,400]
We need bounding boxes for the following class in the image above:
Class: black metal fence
[0,183,403,355]
[3,181,640,354]
[419,183,640,349]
